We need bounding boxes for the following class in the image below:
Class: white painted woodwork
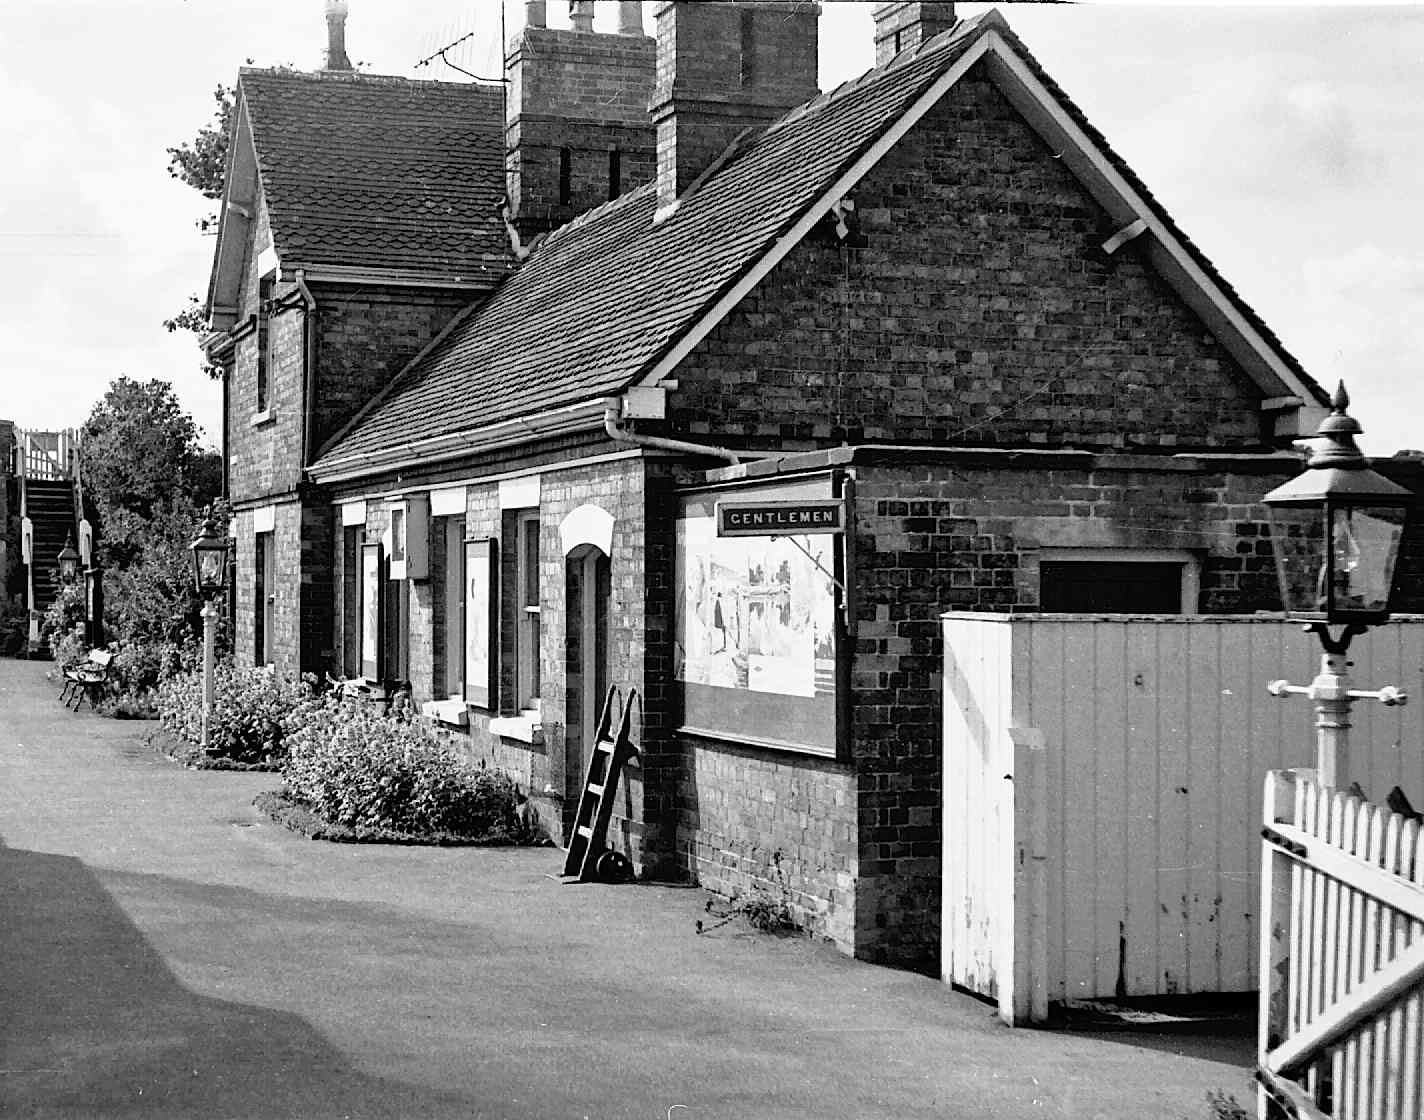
[499,474,540,510]
[429,487,467,518]
[941,613,1424,1020]
[1259,769,1424,1118]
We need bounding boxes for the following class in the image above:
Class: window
[256,274,273,415]
[1038,550,1198,614]
[516,511,541,711]
[558,147,572,207]
[440,517,465,698]
[255,530,275,665]
[608,148,621,201]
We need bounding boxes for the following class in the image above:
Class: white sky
[0,1,1420,455]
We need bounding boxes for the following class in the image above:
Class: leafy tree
[80,377,221,567]
[165,84,234,355]
[166,83,234,227]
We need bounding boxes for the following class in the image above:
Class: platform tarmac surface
[1,658,1253,1119]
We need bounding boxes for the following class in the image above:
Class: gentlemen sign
[716,498,844,537]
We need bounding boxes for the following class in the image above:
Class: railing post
[1259,768,1301,1120]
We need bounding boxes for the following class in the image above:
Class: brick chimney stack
[324,0,353,71]
[651,1,821,215]
[505,1,656,238]
[872,2,956,66]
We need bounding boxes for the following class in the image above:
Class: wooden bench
[60,648,113,711]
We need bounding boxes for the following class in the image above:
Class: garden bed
[254,788,540,846]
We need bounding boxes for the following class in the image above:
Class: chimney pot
[525,1,547,29]
[324,0,353,70]
[617,1,643,36]
[569,1,595,33]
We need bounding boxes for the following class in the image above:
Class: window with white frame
[516,510,541,711]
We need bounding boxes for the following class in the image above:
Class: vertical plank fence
[942,613,1424,1024]
[1258,769,1424,1120]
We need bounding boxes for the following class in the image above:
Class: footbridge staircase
[7,428,83,650]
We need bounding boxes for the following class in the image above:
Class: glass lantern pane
[198,550,224,589]
[1329,505,1405,616]
[1266,506,1326,616]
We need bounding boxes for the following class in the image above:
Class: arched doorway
[564,543,611,834]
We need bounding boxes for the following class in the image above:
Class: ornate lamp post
[1263,383,1412,788]
[190,508,230,754]
[57,533,80,585]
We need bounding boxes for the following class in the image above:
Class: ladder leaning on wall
[560,685,639,884]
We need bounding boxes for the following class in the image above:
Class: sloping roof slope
[314,12,1324,474]
[240,69,511,278]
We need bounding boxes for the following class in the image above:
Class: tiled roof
[314,12,1323,472]
[240,69,512,279]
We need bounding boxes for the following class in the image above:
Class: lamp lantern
[190,508,229,598]
[57,533,80,585]
[1263,383,1413,789]
[1262,383,1410,632]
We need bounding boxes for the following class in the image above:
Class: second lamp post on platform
[1262,383,1413,789]
[190,509,230,755]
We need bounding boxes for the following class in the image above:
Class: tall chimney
[324,0,353,71]
[617,1,644,35]
[505,3,656,238]
[569,1,595,33]
[651,2,821,215]
[525,1,547,29]
[872,2,956,66]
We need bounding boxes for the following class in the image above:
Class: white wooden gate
[942,613,1424,1024]
[1258,769,1424,1119]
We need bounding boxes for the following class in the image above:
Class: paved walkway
[1,658,1253,1119]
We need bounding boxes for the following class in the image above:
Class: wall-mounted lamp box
[388,494,429,581]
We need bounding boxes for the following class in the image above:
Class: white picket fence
[1258,769,1424,1120]
[941,613,1424,1024]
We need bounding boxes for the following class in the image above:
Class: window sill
[249,409,276,428]
[421,699,468,727]
[488,712,542,745]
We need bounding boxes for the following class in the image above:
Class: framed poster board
[674,475,844,757]
[360,542,382,680]
[463,538,497,708]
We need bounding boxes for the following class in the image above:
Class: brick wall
[231,500,304,676]
[309,285,471,456]
[665,69,1270,454]
[847,453,1305,968]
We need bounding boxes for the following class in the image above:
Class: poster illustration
[675,514,835,698]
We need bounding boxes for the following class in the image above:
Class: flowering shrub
[41,582,87,661]
[281,695,527,839]
[102,639,197,716]
[157,663,313,765]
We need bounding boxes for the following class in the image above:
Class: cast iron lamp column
[190,509,230,755]
[1262,383,1412,789]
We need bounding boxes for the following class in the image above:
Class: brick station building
[204,1,1420,972]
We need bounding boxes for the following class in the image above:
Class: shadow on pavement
[0,842,478,1119]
